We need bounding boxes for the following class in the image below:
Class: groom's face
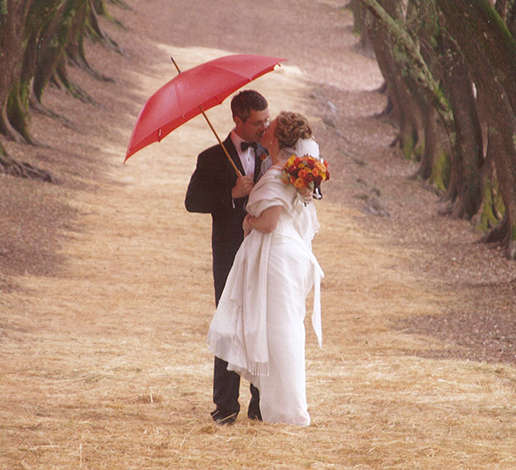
[235,108,270,143]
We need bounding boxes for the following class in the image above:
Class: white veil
[261,138,321,174]
[294,138,320,160]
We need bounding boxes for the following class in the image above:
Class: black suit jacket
[185,134,266,304]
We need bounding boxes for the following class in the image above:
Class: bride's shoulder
[251,169,291,200]
[259,166,282,184]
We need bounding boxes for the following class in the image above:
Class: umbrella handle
[171,56,242,178]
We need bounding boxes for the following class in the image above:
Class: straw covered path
[1,1,515,469]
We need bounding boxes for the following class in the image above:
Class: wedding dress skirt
[207,168,323,426]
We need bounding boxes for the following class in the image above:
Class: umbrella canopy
[124,54,285,163]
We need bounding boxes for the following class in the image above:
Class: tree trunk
[349,0,375,55]
[405,0,451,185]
[478,128,506,235]
[104,0,130,9]
[0,152,53,181]
[495,0,509,17]
[508,3,516,36]
[360,0,457,170]
[436,0,516,258]
[439,29,483,219]
[0,0,33,141]
[365,0,424,159]
[0,0,118,181]
[65,0,114,82]
[55,55,95,104]
[31,1,69,103]
[86,0,121,52]
[6,81,34,144]
[360,0,453,123]
[413,105,450,193]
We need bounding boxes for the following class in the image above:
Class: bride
[207,111,324,426]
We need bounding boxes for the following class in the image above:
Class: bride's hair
[275,111,312,150]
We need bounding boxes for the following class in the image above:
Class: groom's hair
[231,90,268,122]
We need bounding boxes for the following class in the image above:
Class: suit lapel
[223,135,245,176]
[254,144,268,182]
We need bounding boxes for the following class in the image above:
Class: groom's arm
[243,206,282,235]
[185,149,234,214]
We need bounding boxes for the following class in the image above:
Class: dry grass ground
[1,1,514,469]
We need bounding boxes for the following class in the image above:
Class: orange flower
[304,172,314,183]
[315,162,326,174]
[294,177,305,189]
[298,168,309,179]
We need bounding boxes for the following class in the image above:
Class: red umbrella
[124,54,285,174]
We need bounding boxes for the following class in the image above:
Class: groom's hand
[243,214,253,237]
[232,175,254,199]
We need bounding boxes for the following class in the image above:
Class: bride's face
[260,118,279,159]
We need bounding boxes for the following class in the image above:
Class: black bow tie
[241,141,257,151]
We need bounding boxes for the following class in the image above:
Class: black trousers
[212,243,260,417]
[213,356,260,416]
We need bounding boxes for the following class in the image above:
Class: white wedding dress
[207,162,324,426]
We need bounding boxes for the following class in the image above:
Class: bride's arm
[243,206,282,236]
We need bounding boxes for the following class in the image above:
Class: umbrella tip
[170,56,181,74]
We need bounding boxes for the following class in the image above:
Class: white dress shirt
[231,130,255,176]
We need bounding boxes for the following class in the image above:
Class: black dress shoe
[248,384,261,421]
[211,409,238,425]
[247,390,262,421]
[247,408,262,421]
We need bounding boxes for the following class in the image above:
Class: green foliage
[0,0,7,16]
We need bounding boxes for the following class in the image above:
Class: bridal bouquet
[281,154,330,200]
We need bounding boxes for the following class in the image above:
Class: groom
[184,90,270,424]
